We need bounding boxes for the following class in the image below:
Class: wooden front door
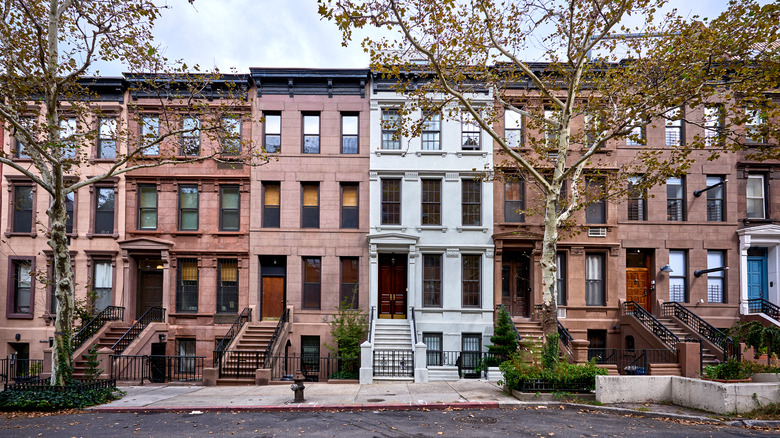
[262,276,285,319]
[379,253,407,319]
[137,270,163,316]
[502,252,531,317]
[625,250,651,310]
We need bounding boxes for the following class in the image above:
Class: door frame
[501,251,531,318]
[136,260,163,317]
[259,255,286,321]
[625,249,653,311]
[378,253,407,319]
[747,250,769,301]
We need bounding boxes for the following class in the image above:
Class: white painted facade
[367,82,495,358]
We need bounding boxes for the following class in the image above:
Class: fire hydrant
[290,369,306,402]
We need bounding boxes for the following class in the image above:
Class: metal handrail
[499,304,522,341]
[368,306,376,344]
[111,306,165,355]
[558,320,574,359]
[747,298,780,322]
[410,307,418,345]
[263,307,289,367]
[662,302,733,354]
[213,307,252,367]
[623,301,679,351]
[72,306,125,351]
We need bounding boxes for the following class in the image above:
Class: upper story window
[665,107,683,146]
[421,179,441,226]
[545,109,560,147]
[340,183,358,229]
[176,258,199,313]
[585,253,605,306]
[340,257,359,309]
[217,259,239,314]
[219,185,240,231]
[140,115,160,155]
[422,111,441,150]
[381,179,401,225]
[707,250,726,304]
[59,117,78,159]
[461,254,481,308]
[669,250,687,302]
[95,186,115,234]
[264,113,281,153]
[746,108,768,144]
[178,185,199,231]
[706,176,725,222]
[423,254,442,307]
[746,174,766,219]
[627,176,646,221]
[220,116,242,155]
[585,178,606,224]
[505,110,523,148]
[302,256,322,310]
[626,119,645,146]
[341,114,359,154]
[666,176,685,221]
[262,182,280,228]
[180,117,200,156]
[12,116,34,159]
[704,106,724,146]
[301,182,320,228]
[302,113,320,154]
[461,112,481,150]
[64,192,75,234]
[97,118,117,159]
[504,181,525,222]
[10,258,33,316]
[462,180,481,226]
[137,184,158,230]
[381,108,400,150]
[556,252,567,306]
[93,260,113,311]
[13,185,34,233]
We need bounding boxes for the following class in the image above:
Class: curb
[90,401,502,413]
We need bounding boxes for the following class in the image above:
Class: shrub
[325,298,368,374]
[0,383,122,411]
[542,333,560,370]
[486,307,519,364]
[702,357,780,380]
[499,353,607,392]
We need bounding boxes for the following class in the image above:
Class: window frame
[302,256,322,310]
[421,111,441,151]
[504,110,523,148]
[585,177,606,224]
[381,108,401,150]
[504,180,525,222]
[421,179,442,226]
[262,182,280,228]
[176,258,199,313]
[340,182,359,229]
[704,105,725,147]
[664,107,684,146]
[423,332,443,366]
[179,116,201,156]
[461,254,482,308]
[94,186,115,235]
[556,252,567,306]
[220,116,242,155]
[339,257,359,309]
[10,183,35,235]
[585,253,605,306]
[301,182,320,229]
[706,175,725,222]
[746,174,766,219]
[12,116,35,159]
[96,117,117,159]
[140,115,160,155]
[745,108,768,144]
[341,113,359,154]
[381,178,401,225]
[461,179,481,226]
[219,185,240,231]
[423,253,443,308]
[669,250,687,302]
[7,256,35,319]
[706,250,726,304]
[216,259,239,314]
[627,176,647,221]
[137,184,158,230]
[625,119,646,146]
[263,112,281,153]
[302,112,321,154]
[91,258,114,312]
[666,176,686,221]
[177,184,199,231]
[461,112,481,150]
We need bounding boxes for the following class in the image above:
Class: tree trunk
[49,185,75,386]
[539,184,559,344]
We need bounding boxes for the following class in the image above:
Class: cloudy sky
[96,0,738,75]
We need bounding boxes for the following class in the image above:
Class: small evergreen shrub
[499,353,607,392]
[485,307,519,366]
[0,382,122,411]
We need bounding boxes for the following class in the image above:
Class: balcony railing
[747,298,780,322]
[262,307,289,367]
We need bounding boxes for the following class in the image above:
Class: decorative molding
[486,249,495,259]
[609,247,620,257]
[409,245,417,259]
[404,172,419,181]
[369,172,378,181]
[445,172,459,182]
[446,248,459,257]
[570,246,585,255]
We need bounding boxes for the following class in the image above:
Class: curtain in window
[585,254,604,306]
[93,261,112,311]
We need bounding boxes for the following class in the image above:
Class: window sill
[456,226,488,233]
[90,158,118,164]
[171,231,203,236]
[374,225,407,233]
[742,218,776,224]
[415,150,447,157]
[129,230,160,235]
[169,312,201,317]
[416,226,447,233]
[6,313,34,320]
[375,149,406,157]
[456,151,488,158]
[4,231,36,238]
[87,232,119,239]
[213,231,244,236]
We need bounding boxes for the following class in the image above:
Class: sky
[95,0,740,75]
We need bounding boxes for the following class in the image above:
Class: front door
[262,276,285,319]
[379,253,407,319]
[626,250,651,310]
[747,248,768,301]
[502,252,531,317]
[137,269,163,316]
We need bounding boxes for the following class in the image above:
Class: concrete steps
[513,319,544,363]
[648,363,682,376]
[372,319,413,381]
[72,323,131,379]
[657,318,719,367]
[216,322,277,385]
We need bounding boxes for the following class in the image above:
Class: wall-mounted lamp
[693,179,727,197]
[158,333,167,342]
[155,263,164,270]
[14,333,20,341]
[693,266,728,278]
[660,264,673,272]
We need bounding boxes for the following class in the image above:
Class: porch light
[693,179,727,197]
[155,263,164,270]
[694,266,728,278]
[660,264,673,272]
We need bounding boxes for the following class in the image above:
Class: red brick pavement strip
[90,401,502,413]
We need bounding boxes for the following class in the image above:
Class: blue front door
[747,254,768,301]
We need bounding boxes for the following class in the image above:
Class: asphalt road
[1,407,776,437]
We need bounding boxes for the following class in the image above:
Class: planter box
[702,378,752,383]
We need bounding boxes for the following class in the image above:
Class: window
[219,186,240,231]
[176,258,199,312]
[462,180,481,226]
[627,176,646,221]
[13,186,33,233]
[746,108,767,143]
[264,113,281,153]
[97,118,117,159]
[545,109,560,147]
[707,251,725,303]
[626,119,645,146]
[301,336,320,375]
[746,174,766,219]
[341,114,359,154]
[217,259,238,313]
[340,257,358,308]
[381,108,400,149]
[93,260,113,311]
[504,181,525,222]
[178,185,199,231]
[302,257,321,309]
[59,117,77,159]
[424,332,443,366]
[556,252,567,306]
[706,176,725,222]
[95,187,114,234]
[140,115,160,155]
[177,338,196,373]
[10,259,33,315]
[666,177,685,221]
[381,179,401,225]
[301,182,320,228]
[461,333,482,376]
[302,113,320,154]
[220,116,242,155]
[704,106,724,146]
[422,111,441,150]
[180,116,200,156]
[585,253,605,306]
[13,116,34,159]
[585,113,603,145]
[461,112,481,150]
[505,110,523,148]
[585,178,606,224]
[421,179,441,225]
[262,182,280,228]
[665,107,683,146]
[64,192,75,234]
[137,184,158,230]
[340,183,358,229]
[423,254,442,307]
[669,250,687,302]
[462,254,481,308]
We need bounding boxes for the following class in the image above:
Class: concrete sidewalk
[93,380,520,412]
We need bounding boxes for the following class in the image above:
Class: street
[1,407,776,437]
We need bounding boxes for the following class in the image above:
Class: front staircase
[72,322,130,379]
[656,317,719,367]
[372,319,414,381]
[513,319,544,363]
[216,322,277,385]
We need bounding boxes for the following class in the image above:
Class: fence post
[676,341,701,378]
[414,341,428,383]
[360,341,373,384]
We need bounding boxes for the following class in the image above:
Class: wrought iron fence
[213,307,252,367]
[588,348,678,375]
[425,351,504,378]
[623,301,679,350]
[262,307,289,367]
[0,358,44,384]
[4,378,116,392]
[662,302,736,359]
[373,350,414,378]
[112,306,165,355]
[517,378,593,393]
[214,350,264,379]
[110,355,204,384]
[747,298,780,322]
[269,353,360,382]
[558,321,574,360]
[72,306,125,351]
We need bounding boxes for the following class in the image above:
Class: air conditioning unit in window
[557,308,567,319]
[588,227,607,237]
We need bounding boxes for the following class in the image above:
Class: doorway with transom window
[626,249,652,311]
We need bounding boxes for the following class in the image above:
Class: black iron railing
[213,307,252,367]
[269,354,360,382]
[214,350,263,379]
[588,348,678,375]
[72,306,125,352]
[623,301,679,351]
[410,307,418,345]
[662,302,736,359]
[499,304,522,341]
[111,306,165,355]
[373,350,414,378]
[424,351,504,377]
[518,379,593,393]
[4,378,116,392]
[368,306,375,343]
[262,307,289,367]
[558,320,574,360]
[0,358,44,384]
[747,298,780,322]
[111,355,204,384]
